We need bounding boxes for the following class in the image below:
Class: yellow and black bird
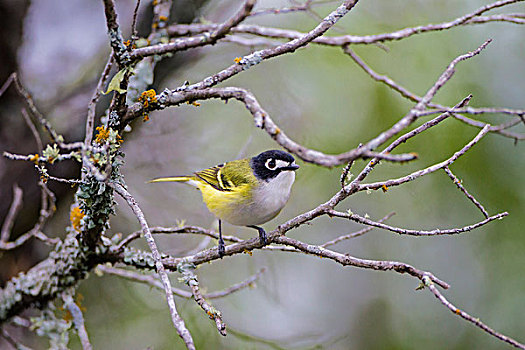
[150,150,299,257]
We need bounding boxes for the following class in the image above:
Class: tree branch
[112,183,195,349]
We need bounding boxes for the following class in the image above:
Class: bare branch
[205,268,265,299]
[328,209,508,237]
[159,0,358,91]
[210,0,256,40]
[1,73,77,149]
[273,236,450,289]
[125,86,417,167]
[112,183,195,350]
[97,264,265,300]
[115,225,244,252]
[320,212,395,247]
[21,108,43,152]
[179,266,227,336]
[1,185,23,243]
[344,47,525,140]
[349,95,474,188]
[444,166,490,218]
[0,229,58,251]
[168,1,525,46]
[130,0,256,59]
[85,56,114,146]
[0,328,32,350]
[0,178,59,251]
[96,265,192,298]
[131,0,141,43]
[422,276,525,349]
[359,124,492,191]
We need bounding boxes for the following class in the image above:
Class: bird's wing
[194,159,253,192]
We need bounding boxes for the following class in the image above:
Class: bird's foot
[218,238,225,258]
[248,225,268,246]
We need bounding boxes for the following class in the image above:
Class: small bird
[150,150,299,257]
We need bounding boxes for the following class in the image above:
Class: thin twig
[1,73,74,149]
[115,225,244,251]
[423,275,525,349]
[273,236,450,289]
[167,0,525,45]
[358,124,492,191]
[131,0,256,59]
[97,265,192,298]
[97,265,265,300]
[180,267,227,336]
[205,268,265,299]
[320,212,395,247]
[85,56,114,146]
[21,108,43,151]
[131,0,142,43]
[344,47,524,140]
[124,86,419,167]
[1,185,23,243]
[443,167,489,218]
[112,183,195,350]
[328,210,507,237]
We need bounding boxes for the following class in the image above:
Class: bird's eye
[265,158,277,170]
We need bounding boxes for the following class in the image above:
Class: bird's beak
[282,162,300,171]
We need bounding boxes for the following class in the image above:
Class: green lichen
[30,307,71,349]
[42,144,60,164]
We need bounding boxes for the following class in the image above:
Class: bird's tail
[148,176,199,187]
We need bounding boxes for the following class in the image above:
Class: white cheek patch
[275,159,290,169]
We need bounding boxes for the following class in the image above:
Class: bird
[149,150,299,257]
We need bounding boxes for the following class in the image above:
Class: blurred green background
[1,0,524,349]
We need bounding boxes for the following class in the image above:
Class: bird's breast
[199,170,295,226]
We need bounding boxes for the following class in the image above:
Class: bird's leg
[248,225,267,246]
[218,219,225,258]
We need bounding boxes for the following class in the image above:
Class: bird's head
[250,150,300,181]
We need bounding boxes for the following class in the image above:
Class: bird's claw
[218,238,225,258]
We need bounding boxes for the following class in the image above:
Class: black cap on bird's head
[250,150,300,181]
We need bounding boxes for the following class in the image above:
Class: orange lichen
[62,293,87,322]
[138,89,158,109]
[29,154,40,164]
[70,206,85,232]
[381,185,388,192]
[95,126,110,144]
[143,115,150,122]
[234,57,242,63]
[159,15,168,21]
